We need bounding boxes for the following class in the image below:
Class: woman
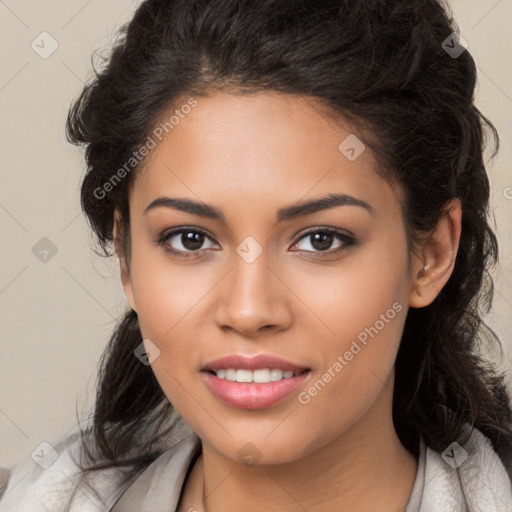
[1,0,511,510]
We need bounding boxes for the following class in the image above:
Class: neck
[180,377,418,512]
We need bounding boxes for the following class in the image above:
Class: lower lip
[201,370,311,409]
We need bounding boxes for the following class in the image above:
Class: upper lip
[201,354,310,373]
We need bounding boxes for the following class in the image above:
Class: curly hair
[65,0,512,488]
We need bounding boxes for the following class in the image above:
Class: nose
[214,249,293,337]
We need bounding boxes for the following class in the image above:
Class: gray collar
[110,433,201,512]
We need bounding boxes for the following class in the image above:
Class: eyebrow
[143,193,375,223]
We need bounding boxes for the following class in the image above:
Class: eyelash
[156,226,357,259]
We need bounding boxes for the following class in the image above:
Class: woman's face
[120,91,421,464]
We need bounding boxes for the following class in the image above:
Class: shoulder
[421,426,512,510]
[109,432,202,512]
[0,424,134,512]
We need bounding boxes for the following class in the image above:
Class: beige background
[1,0,511,467]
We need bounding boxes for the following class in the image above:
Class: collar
[110,433,202,512]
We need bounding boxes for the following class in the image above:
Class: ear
[113,209,137,312]
[409,198,462,308]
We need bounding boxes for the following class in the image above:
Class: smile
[212,368,304,383]
[201,369,312,409]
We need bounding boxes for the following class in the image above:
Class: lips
[201,354,312,409]
[201,354,309,373]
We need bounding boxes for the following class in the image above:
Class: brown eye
[292,228,356,255]
[156,227,218,257]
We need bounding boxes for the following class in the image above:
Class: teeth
[214,368,300,383]
[236,369,253,382]
[225,369,237,381]
[270,369,284,381]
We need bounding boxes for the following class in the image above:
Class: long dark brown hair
[64,0,512,495]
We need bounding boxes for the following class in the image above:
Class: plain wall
[1,0,511,467]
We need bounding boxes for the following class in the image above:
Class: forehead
[129,92,399,221]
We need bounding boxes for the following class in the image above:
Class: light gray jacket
[0,423,511,511]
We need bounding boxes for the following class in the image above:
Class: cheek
[295,282,408,445]
[290,232,410,345]
[130,261,204,409]
[128,251,225,411]
[129,241,211,339]
[294,238,410,403]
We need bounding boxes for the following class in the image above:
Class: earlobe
[409,199,462,308]
[113,210,137,313]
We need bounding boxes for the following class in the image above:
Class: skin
[114,91,461,512]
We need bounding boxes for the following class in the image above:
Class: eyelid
[156,226,219,247]
[293,225,356,242]
[290,226,356,253]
